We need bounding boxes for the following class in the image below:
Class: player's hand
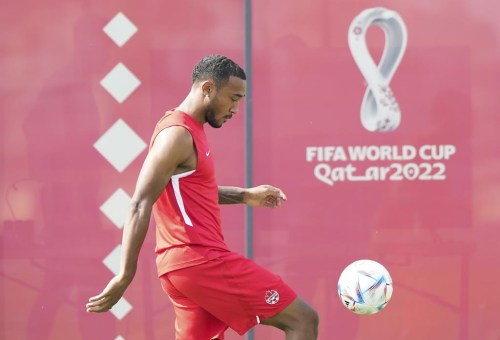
[244,185,287,208]
[86,275,131,313]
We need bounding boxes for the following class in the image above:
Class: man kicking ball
[86,54,318,340]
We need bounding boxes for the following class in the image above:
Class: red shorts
[159,251,297,339]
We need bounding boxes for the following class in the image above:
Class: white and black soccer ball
[337,259,393,315]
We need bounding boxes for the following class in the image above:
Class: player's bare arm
[218,185,287,208]
[86,126,194,313]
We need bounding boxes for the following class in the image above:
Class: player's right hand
[86,275,131,313]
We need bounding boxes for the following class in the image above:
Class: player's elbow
[129,196,154,217]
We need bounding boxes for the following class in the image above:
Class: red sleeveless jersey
[150,111,229,276]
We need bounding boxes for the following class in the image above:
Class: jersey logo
[265,290,280,305]
[206,150,210,156]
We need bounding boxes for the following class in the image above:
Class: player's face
[205,76,246,128]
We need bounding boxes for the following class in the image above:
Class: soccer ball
[337,259,393,315]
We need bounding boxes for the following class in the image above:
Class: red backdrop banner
[1,0,499,339]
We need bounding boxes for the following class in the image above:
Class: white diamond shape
[103,244,121,275]
[110,297,133,320]
[100,188,131,229]
[103,12,138,47]
[94,119,147,172]
[100,63,141,103]
[115,336,125,340]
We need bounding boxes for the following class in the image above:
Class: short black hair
[192,55,246,86]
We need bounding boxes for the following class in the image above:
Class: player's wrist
[117,270,135,285]
[242,188,251,205]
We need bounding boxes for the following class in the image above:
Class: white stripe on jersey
[171,170,196,227]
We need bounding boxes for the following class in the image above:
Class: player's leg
[163,252,318,338]
[169,252,318,338]
[261,297,319,340]
[163,256,260,336]
[160,273,227,340]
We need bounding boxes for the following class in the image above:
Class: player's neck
[177,92,206,125]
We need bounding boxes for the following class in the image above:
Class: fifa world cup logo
[349,8,408,132]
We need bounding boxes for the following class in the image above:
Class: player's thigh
[172,301,226,340]
[160,274,227,340]
[165,253,298,336]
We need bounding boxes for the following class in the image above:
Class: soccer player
[86,55,318,339]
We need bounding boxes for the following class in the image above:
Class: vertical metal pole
[244,0,253,262]
[244,0,254,339]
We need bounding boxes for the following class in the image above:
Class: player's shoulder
[155,125,193,146]
[148,125,194,168]
[150,110,196,152]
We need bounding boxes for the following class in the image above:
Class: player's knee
[301,303,319,332]
[263,297,318,336]
[311,307,319,328]
[290,299,318,334]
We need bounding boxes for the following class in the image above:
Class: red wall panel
[1,1,245,339]
[251,1,499,339]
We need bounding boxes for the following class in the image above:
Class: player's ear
[201,80,215,97]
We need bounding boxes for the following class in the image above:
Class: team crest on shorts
[265,290,280,305]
